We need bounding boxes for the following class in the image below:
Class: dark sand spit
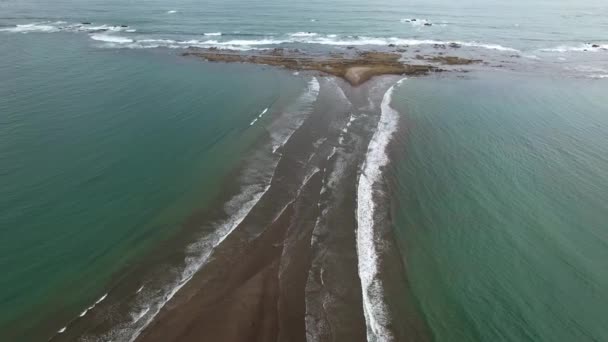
[135,77,431,342]
[183,48,480,86]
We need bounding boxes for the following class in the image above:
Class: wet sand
[135,76,431,342]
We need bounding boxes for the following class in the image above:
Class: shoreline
[131,76,431,342]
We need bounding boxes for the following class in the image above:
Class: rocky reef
[183,48,481,86]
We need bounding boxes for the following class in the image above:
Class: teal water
[1,0,608,341]
[391,73,608,341]
[0,32,305,339]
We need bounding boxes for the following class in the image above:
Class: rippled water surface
[1,0,607,341]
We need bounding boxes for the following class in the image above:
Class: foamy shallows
[357,78,406,341]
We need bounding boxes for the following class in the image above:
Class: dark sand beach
[133,74,430,342]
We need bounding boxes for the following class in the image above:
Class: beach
[130,76,430,342]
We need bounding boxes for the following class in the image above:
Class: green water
[391,72,608,341]
[0,32,304,336]
[1,0,608,340]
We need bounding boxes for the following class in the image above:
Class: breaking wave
[356,78,406,341]
[1,22,518,52]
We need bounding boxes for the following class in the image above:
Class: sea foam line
[272,77,320,154]
[126,181,272,342]
[356,78,405,341]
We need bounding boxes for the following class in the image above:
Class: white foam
[95,293,108,305]
[90,34,133,43]
[79,305,94,317]
[356,78,406,341]
[0,23,58,33]
[540,43,607,53]
[290,32,318,37]
[289,36,519,52]
[0,21,132,34]
[589,74,608,79]
[58,327,67,333]
[204,32,222,36]
[136,285,144,294]
[167,10,177,14]
[258,108,269,118]
[132,307,150,323]
[250,118,258,126]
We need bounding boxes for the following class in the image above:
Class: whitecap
[167,10,177,14]
[258,108,269,118]
[58,327,67,333]
[95,293,108,305]
[0,22,58,33]
[290,32,318,37]
[204,32,222,36]
[90,34,133,43]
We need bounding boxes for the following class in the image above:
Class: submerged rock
[592,44,600,48]
[449,42,461,48]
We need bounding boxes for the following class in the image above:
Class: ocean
[1,0,607,341]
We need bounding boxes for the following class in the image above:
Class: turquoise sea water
[391,73,608,341]
[1,0,607,341]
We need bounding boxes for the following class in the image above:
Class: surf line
[356,78,406,342]
[52,292,109,338]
